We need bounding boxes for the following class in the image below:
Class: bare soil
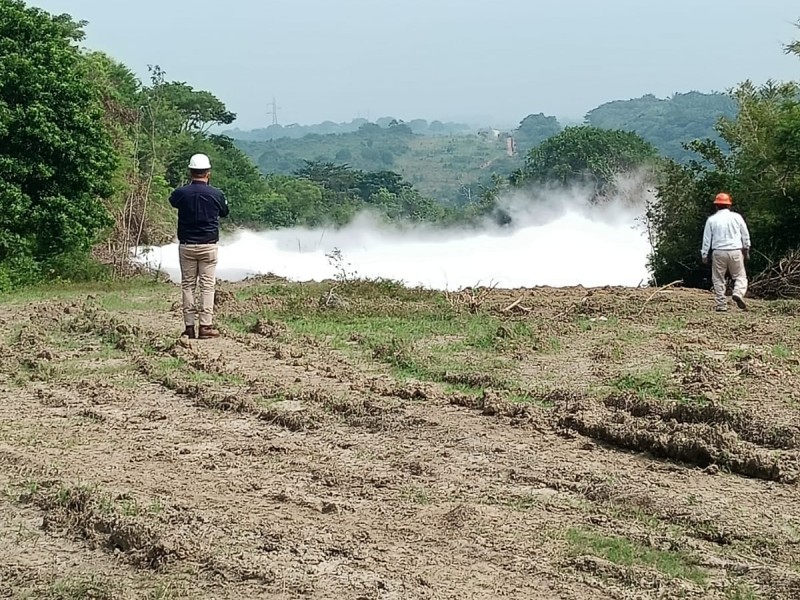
[1,279,799,599]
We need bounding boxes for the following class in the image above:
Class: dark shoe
[182,325,196,339]
[198,325,220,339]
[732,295,748,311]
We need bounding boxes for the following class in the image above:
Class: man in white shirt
[701,193,751,312]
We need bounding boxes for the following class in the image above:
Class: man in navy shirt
[169,153,229,339]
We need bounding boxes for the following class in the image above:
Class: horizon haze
[28,0,800,129]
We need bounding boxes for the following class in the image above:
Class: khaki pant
[179,244,218,326]
[712,249,747,308]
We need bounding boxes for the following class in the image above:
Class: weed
[729,348,754,361]
[566,527,706,584]
[506,494,542,511]
[726,583,760,600]
[401,486,431,505]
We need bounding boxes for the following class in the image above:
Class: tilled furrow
[604,392,800,450]
[556,400,800,483]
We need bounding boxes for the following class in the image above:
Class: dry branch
[636,280,683,318]
[501,296,532,313]
[750,250,800,299]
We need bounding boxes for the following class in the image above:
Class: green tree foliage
[648,79,800,288]
[514,113,562,154]
[586,92,737,163]
[0,1,117,287]
[278,161,450,227]
[511,126,659,199]
[156,82,236,133]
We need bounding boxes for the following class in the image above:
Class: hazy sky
[29,0,800,129]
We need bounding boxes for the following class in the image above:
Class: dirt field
[1,276,799,600]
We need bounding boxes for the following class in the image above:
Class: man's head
[188,153,212,182]
[714,192,732,210]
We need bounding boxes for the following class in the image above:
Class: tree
[0,1,116,286]
[514,113,562,153]
[150,81,236,133]
[511,126,659,199]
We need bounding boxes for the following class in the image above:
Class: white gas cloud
[135,176,654,290]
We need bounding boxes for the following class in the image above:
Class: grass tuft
[566,527,706,585]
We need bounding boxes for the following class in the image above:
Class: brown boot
[182,325,196,339]
[198,325,220,339]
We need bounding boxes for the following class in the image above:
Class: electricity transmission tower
[267,97,282,126]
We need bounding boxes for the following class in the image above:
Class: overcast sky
[29,0,800,129]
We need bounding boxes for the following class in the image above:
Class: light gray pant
[179,244,218,326]
[712,249,747,307]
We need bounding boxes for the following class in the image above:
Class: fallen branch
[501,296,532,313]
[636,280,683,318]
[750,249,800,299]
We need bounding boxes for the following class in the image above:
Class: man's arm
[738,214,751,249]
[168,189,181,209]
[216,191,230,218]
[701,219,712,263]
[738,214,751,260]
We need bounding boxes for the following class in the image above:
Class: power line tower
[267,97,282,126]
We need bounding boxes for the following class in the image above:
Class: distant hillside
[224,117,475,142]
[233,123,521,204]
[229,91,740,203]
[585,92,737,162]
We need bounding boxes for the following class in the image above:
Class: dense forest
[1,0,799,295]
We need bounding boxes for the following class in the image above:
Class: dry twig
[636,280,683,318]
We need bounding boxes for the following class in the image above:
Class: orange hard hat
[714,193,732,206]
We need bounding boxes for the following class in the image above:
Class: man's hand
[702,255,709,265]
[743,248,750,262]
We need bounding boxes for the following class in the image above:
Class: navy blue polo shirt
[169,181,230,244]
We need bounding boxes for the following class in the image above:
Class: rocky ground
[1,276,799,600]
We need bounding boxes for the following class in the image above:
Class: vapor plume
[135,177,654,290]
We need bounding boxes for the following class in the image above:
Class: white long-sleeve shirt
[701,209,751,258]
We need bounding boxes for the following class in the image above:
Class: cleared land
[1,277,799,599]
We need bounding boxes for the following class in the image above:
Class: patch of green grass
[0,278,171,306]
[613,369,670,400]
[187,370,245,387]
[767,299,800,316]
[728,347,754,361]
[509,392,555,409]
[545,337,562,354]
[41,576,118,600]
[505,493,543,511]
[726,583,760,600]
[99,292,170,312]
[657,317,687,332]
[566,527,706,585]
[401,486,431,505]
[150,357,187,378]
[676,395,710,407]
[772,344,792,360]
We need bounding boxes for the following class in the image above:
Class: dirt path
[1,281,799,599]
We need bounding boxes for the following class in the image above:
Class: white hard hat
[188,153,211,170]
